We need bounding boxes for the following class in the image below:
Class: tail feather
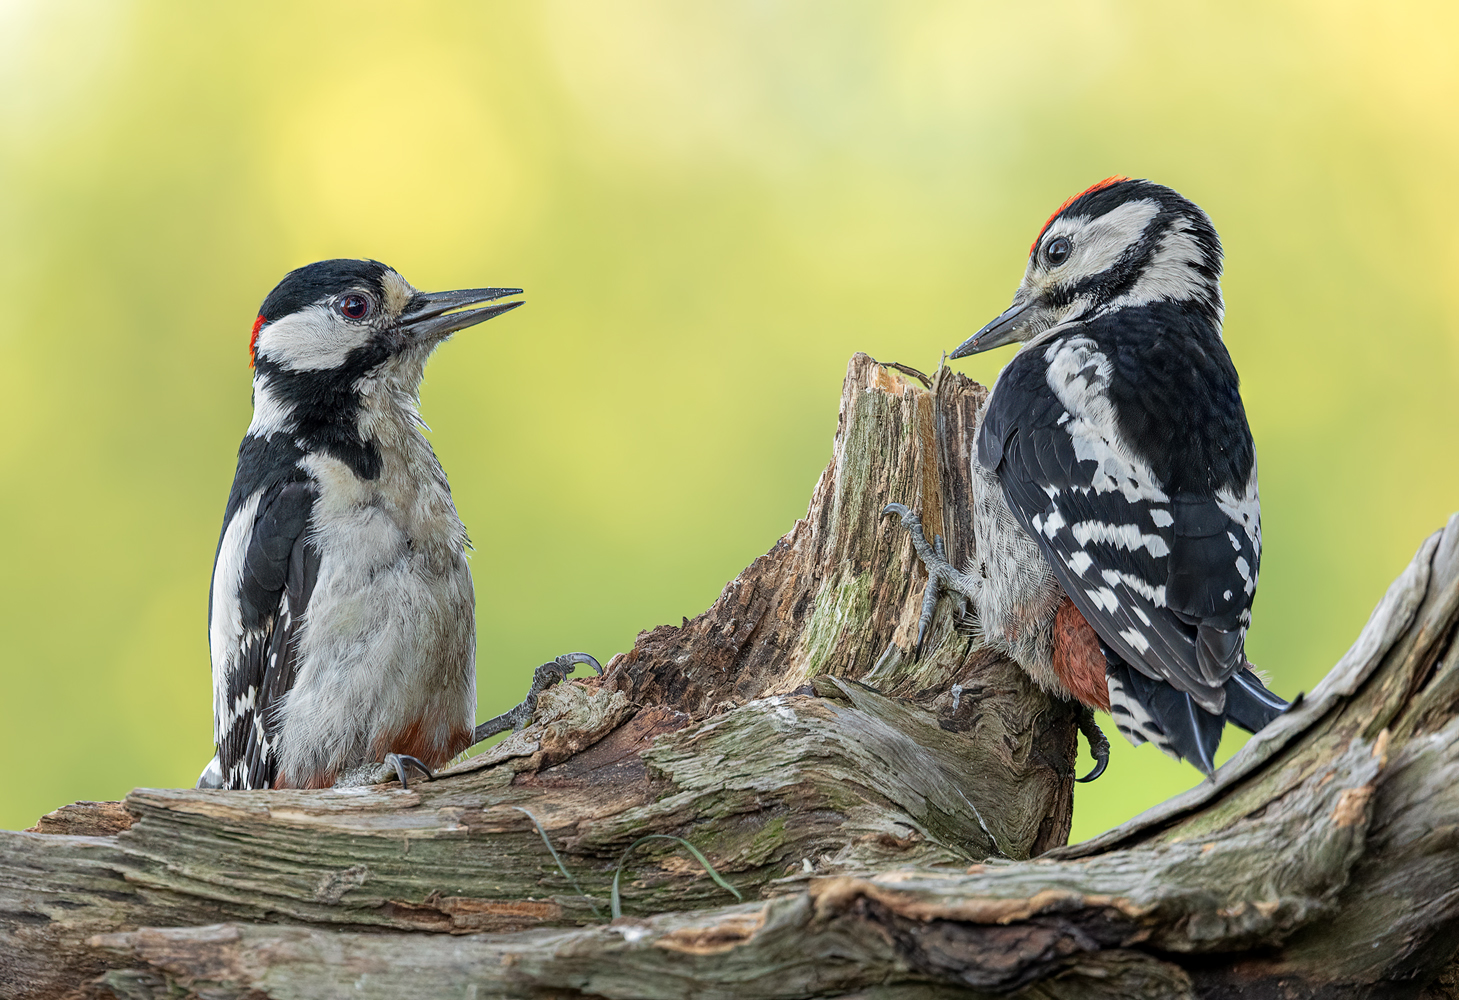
[1223,666,1289,735]
[1103,644,1290,775]
[196,754,223,789]
[1107,658,1223,775]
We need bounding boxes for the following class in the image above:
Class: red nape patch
[248,314,266,368]
[1029,175,1131,257]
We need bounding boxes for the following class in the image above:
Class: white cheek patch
[1024,199,1161,295]
[255,304,374,372]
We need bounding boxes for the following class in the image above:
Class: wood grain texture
[4,356,1458,999]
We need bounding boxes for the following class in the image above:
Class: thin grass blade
[610,834,743,919]
[512,806,602,918]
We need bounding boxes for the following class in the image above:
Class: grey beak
[950,299,1033,359]
[401,287,523,340]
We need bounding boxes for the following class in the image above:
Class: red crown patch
[1030,175,1131,257]
[249,314,266,368]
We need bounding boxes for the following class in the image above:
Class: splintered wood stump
[606,352,1078,850]
[4,355,1459,1000]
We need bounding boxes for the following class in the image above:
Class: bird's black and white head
[952,178,1224,358]
[244,260,520,470]
[249,259,520,391]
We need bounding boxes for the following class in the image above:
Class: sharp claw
[1076,756,1108,783]
[555,652,604,677]
[472,652,605,744]
[384,753,435,791]
[1075,707,1110,783]
[885,503,942,567]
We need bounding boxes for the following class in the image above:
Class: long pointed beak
[400,287,523,340]
[949,299,1033,359]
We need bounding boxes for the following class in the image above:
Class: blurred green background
[1,1,1455,842]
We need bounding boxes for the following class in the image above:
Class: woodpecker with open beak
[198,259,597,791]
[887,178,1288,777]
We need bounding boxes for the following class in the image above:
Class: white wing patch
[1101,568,1167,607]
[1216,463,1261,596]
[210,489,263,742]
[225,684,257,730]
[1119,627,1152,654]
[1069,520,1170,558]
[1043,336,1169,504]
[1216,463,1261,557]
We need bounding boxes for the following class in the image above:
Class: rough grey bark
[4,355,1458,999]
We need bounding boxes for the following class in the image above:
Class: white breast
[276,387,476,785]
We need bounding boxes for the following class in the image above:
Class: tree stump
[4,355,1458,1000]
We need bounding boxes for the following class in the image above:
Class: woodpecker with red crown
[198,259,597,791]
[887,178,1288,778]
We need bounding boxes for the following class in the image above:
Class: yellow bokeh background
[1,1,1455,842]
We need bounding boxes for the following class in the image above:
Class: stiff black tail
[1106,658,1224,775]
[1105,649,1289,776]
[1223,666,1289,735]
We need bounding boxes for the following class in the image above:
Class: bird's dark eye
[1044,236,1072,267]
[338,294,372,321]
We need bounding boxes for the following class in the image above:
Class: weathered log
[5,355,1459,999]
[73,513,1459,999]
[1,355,1077,997]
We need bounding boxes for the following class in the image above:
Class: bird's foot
[883,503,980,655]
[374,752,435,791]
[1075,706,1110,783]
[472,652,604,745]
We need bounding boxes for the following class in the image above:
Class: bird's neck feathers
[1095,211,1224,333]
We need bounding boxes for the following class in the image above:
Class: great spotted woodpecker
[887,178,1288,777]
[198,259,598,791]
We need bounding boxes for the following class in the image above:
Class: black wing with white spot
[217,480,319,789]
[979,327,1269,767]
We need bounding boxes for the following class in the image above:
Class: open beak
[949,299,1035,359]
[400,287,523,341]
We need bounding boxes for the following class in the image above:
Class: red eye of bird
[339,294,372,320]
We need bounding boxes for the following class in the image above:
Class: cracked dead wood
[4,354,1459,999]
